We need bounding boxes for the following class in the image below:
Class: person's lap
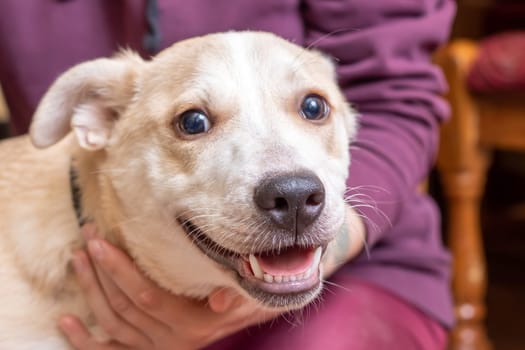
[206,272,447,350]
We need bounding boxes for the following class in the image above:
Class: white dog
[0,31,357,349]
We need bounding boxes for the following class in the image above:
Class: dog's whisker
[321,279,352,293]
[290,27,360,80]
[346,201,390,233]
[344,184,390,194]
[305,27,361,51]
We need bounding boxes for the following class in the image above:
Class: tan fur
[0,32,357,349]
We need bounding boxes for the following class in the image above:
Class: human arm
[302,0,456,245]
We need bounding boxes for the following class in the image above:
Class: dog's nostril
[274,197,289,211]
[254,171,325,236]
[306,193,324,206]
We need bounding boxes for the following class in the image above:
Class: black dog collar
[69,162,85,226]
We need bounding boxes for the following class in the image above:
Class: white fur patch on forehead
[221,32,301,80]
[193,33,323,106]
[192,33,261,94]
[218,32,337,94]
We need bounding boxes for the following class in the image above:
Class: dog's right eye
[177,110,211,135]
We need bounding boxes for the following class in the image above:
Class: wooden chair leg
[434,40,492,349]
[440,154,492,350]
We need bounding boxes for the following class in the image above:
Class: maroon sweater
[0,0,456,328]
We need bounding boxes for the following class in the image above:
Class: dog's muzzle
[179,171,333,309]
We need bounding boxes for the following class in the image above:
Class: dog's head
[30,32,357,310]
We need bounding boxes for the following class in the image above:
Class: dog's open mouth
[245,245,322,287]
[179,218,325,306]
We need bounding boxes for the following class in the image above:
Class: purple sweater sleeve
[302,0,456,245]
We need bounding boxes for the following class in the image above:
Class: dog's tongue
[256,246,315,275]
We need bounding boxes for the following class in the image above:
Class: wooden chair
[435,39,525,350]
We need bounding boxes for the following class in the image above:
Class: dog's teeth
[250,246,323,283]
[263,273,274,283]
[304,267,312,279]
[249,254,264,279]
[313,246,322,269]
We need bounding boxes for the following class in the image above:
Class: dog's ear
[30,52,143,150]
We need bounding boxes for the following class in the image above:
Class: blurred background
[432,0,525,349]
[1,0,524,349]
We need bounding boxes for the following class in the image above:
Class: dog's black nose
[254,172,325,235]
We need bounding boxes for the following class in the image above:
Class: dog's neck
[20,146,128,298]
[71,149,126,247]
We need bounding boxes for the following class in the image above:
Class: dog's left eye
[300,94,329,121]
[178,110,211,135]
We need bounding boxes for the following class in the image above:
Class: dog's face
[30,32,357,309]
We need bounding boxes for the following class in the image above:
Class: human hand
[322,205,366,276]
[58,224,280,350]
[59,205,364,350]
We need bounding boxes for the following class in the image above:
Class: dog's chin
[178,218,326,309]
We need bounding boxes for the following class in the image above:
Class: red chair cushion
[468,31,525,93]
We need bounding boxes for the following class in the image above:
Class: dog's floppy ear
[30,52,143,150]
